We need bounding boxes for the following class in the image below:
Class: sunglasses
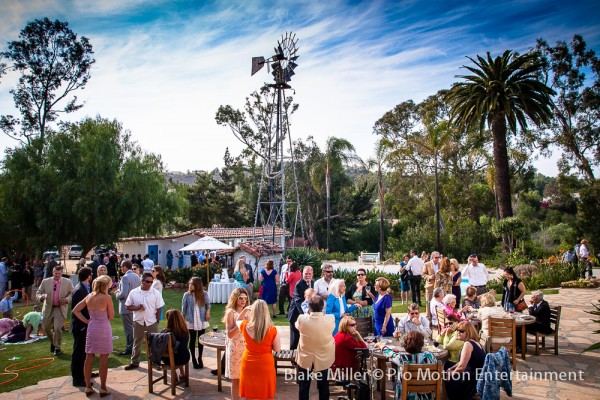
[409,312,419,315]
[357,273,365,276]
[457,329,466,333]
[238,297,248,300]
[348,323,357,327]
[143,280,153,284]
[324,270,333,273]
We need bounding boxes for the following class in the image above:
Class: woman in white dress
[223,288,248,400]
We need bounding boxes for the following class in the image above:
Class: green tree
[535,35,600,180]
[446,50,555,250]
[0,117,180,255]
[0,18,94,155]
[367,138,392,259]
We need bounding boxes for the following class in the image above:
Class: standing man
[295,296,335,400]
[0,257,8,300]
[124,272,164,370]
[87,255,100,280]
[115,260,140,355]
[140,254,154,273]
[241,256,255,300]
[314,264,334,300]
[71,267,97,387]
[288,266,314,350]
[44,254,58,279]
[462,253,490,296]
[422,251,441,317]
[406,249,424,306]
[278,256,292,315]
[37,265,74,356]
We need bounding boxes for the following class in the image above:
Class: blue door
[148,245,159,265]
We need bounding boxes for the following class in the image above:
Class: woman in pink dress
[73,275,114,397]
[223,288,248,400]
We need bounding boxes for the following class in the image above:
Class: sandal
[99,388,111,397]
[85,387,95,397]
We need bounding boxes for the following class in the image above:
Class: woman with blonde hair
[326,279,361,335]
[333,316,367,376]
[237,300,281,399]
[72,275,114,397]
[222,288,248,400]
[182,277,211,369]
[478,293,504,339]
[233,259,249,296]
[444,321,485,400]
[372,277,394,336]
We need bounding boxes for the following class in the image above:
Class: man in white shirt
[406,249,424,306]
[314,264,334,300]
[124,272,164,370]
[394,303,432,338]
[140,254,154,272]
[462,253,490,296]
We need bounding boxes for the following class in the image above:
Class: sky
[0,0,599,176]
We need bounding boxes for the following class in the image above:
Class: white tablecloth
[208,281,237,304]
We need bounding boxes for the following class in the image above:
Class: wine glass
[213,325,218,333]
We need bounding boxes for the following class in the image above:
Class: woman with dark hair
[375,331,436,400]
[399,254,411,305]
[346,268,374,318]
[501,267,526,312]
[259,260,279,317]
[151,266,167,293]
[182,277,211,369]
[449,258,462,306]
[161,309,190,382]
[286,262,301,299]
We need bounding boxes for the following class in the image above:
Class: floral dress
[347,284,374,318]
[225,310,245,379]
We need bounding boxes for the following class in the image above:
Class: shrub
[285,247,321,276]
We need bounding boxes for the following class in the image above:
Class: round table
[198,331,226,391]
[208,281,237,303]
[370,339,448,400]
[514,314,536,360]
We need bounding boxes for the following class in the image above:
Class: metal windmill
[250,32,304,252]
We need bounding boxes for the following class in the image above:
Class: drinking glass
[213,325,218,333]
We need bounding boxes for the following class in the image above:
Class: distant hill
[165,171,202,186]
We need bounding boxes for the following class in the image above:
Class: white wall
[119,233,199,267]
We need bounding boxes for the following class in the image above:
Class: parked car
[94,244,116,256]
[68,245,84,259]
[43,247,60,260]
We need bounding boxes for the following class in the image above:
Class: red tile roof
[217,240,284,257]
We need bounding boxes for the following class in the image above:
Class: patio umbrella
[178,236,234,284]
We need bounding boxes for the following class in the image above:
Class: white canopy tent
[178,236,234,252]
[178,236,234,284]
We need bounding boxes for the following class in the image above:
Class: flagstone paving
[3,288,599,399]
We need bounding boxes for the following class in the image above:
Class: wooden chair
[273,349,296,375]
[435,307,446,335]
[528,305,562,356]
[354,316,373,338]
[489,317,516,371]
[146,332,189,395]
[399,361,443,400]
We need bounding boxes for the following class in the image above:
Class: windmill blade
[251,56,265,76]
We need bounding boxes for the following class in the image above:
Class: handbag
[515,299,527,312]
[400,267,412,282]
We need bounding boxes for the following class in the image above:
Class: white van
[68,245,84,259]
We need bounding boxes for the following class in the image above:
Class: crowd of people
[0,247,566,400]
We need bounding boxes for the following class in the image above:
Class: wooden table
[371,340,448,400]
[198,331,226,391]
[514,314,536,360]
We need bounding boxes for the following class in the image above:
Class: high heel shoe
[85,387,95,397]
[99,388,111,397]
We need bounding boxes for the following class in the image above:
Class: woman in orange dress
[236,299,281,399]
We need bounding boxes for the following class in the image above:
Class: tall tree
[535,35,600,180]
[445,50,555,244]
[0,18,94,156]
[0,117,180,254]
[367,138,392,259]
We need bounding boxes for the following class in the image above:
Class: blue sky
[0,0,599,176]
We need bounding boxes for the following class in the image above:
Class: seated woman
[477,293,505,340]
[461,286,480,312]
[444,321,486,400]
[326,279,360,335]
[442,294,464,320]
[437,315,464,362]
[333,316,367,380]
[375,331,436,400]
[161,309,191,382]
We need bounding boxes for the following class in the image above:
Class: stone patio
[2,288,599,399]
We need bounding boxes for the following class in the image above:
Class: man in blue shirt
[0,257,8,300]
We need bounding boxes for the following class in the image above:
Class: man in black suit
[287,265,314,350]
[526,290,553,334]
[71,267,97,387]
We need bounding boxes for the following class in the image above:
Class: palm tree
[313,137,358,251]
[446,50,554,249]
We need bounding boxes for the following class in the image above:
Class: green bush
[285,247,321,276]
[165,264,221,284]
